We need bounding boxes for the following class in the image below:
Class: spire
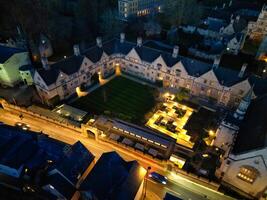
[233,85,254,120]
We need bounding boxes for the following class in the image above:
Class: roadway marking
[165,188,181,196]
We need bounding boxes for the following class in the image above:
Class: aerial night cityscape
[0,0,267,200]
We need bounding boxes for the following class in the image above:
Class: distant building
[79,151,146,200]
[247,4,267,41]
[0,124,95,200]
[0,45,31,87]
[118,0,162,20]
[214,89,267,199]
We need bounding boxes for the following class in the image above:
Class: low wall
[0,99,81,133]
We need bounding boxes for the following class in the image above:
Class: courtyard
[71,76,156,122]
[146,100,195,149]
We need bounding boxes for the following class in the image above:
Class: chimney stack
[137,37,142,47]
[120,33,125,43]
[96,37,102,48]
[73,44,80,56]
[172,46,179,58]
[236,15,240,22]
[238,63,247,78]
[229,0,232,7]
[213,56,221,69]
[41,56,50,70]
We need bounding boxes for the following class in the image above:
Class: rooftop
[80,151,146,200]
[232,95,267,154]
[0,45,25,63]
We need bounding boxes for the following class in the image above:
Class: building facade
[33,34,267,107]
[0,45,31,87]
[118,0,162,20]
[247,4,267,41]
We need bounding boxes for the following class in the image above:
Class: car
[148,172,168,185]
[15,122,30,131]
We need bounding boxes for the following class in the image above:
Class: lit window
[136,135,141,138]
[237,166,259,184]
[155,142,160,146]
[142,137,147,141]
[148,140,153,143]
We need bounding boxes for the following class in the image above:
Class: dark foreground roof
[232,95,267,154]
[0,45,25,63]
[0,124,94,198]
[80,151,145,200]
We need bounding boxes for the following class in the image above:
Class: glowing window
[237,166,259,184]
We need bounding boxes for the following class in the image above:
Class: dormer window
[203,79,207,84]
[176,69,181,76]
[157,63,162,70]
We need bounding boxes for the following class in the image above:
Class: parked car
[15,122,30,131]
[148,172,168,185]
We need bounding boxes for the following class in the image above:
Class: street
[0,108,234,200]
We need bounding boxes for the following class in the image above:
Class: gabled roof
[134,46,161,63]
[37,55,84,86]
[232,95,267,154]
[56,141,94,184]
[0,45,25,63]
[80,151,145,200]
[213,67,247,87]
[44,172,76,200]
[181,58,211,77]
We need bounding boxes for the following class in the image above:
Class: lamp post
[143,166,151,199]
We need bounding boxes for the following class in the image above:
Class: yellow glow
[170,155,186,168]
[202,154,209,158]
[76,87,88,97]
[146,100,194,148]
[209,130,215,137]
[138,166,147,177]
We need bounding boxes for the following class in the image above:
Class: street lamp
[143,166,151,199]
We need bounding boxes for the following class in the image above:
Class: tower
[233,85,254,120]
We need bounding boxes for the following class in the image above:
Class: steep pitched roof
[0,45,25,63]
[56,141,94,184]
[37,55,84,86]
[181,58,211,77]
[44,172,76,200]
[213,67,247,87]
[80,151,145,200]
[248,76,267,97]
[232,95,267,154]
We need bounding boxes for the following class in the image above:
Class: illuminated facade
[33,34,266,107]
[0,45,31,87]
[247,4,267,41]
[118,0,162,20]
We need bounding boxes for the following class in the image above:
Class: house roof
[80,151,145,200]
[56,141,94,184]
[37,55,84,86]
[44,172,76,200]
[213,67,247,87]
[232,95,267,154]
[0,125,93,183]
[0,45,25,63]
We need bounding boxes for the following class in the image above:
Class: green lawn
[71,76,156,122]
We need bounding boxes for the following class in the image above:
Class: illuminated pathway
[0,108,234,200]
